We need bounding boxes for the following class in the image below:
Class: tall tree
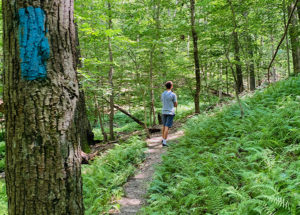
[190,0,201,114]
[3,1,84,214]
[288,2,300,75]
[283,0,291,77]
[107,0,115,140]
[228,0,244,93]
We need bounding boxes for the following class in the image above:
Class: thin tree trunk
[226,66,229,94]
[288,2,300,75]
[248,35,255,90]
[233,48,242,91]
[268,0,299,76]
[190,0,201,114]
[249,56,255,90]
[187,35,190,57]
[298,1,300,19]
[219,64,223,100]
[3,1,84,214]
[143,90,150,138]
[225,50,244,118]
[94,96,108,142]
[228,0,243,93]
[283,0,291,77]
[108,1,115,140]
[149,47,156,126]
[271,33,277,82]
[149,0,162,126]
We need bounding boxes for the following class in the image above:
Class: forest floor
[113,128,185,215]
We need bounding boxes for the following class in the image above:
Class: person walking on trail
[161,81,178,147]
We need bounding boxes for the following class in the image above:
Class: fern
[142,77,300,214]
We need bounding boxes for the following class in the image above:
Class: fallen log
[102,97,147,129]
[209,88,233,97]
[113,104,146,127]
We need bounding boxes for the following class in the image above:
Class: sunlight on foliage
[83,136,146,214]
[0,180,7,215]
[142,77,300,215]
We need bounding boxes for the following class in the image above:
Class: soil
[114,129,184,215]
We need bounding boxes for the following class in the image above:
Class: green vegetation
[0,180,7,215]
[83,136,146,214]
[142,77,300,215]
[0,142,5,172]
[0,137,146,215]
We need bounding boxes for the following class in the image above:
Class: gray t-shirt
[161,91,177,115]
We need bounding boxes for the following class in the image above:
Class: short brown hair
[165,81,173,89]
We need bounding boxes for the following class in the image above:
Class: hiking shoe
[162,143,169,147]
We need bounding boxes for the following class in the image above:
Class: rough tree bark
[190,0,201,114]
[3,1,84,214]
[75,90,95,152]
[74,22,95,151]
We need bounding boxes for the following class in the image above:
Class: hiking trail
[115,130,184,215]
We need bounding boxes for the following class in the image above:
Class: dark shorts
[162,114,175,128]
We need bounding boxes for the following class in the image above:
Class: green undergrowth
[142,77,300,215]
[83,136,146,214]
[0,142,5,172]
[0,180,7,215]
[0,137,146,215]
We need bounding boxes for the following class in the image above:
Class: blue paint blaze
[19,7,50,80]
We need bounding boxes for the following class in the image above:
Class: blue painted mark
[19,7,50,80]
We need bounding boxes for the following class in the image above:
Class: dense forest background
[0,0,298,141]
[73,0,299,141]
[0,0,299,214]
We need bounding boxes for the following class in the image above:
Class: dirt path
[116,130,184,215]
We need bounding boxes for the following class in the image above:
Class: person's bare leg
[163,126,169,140]
[162,126,165,140]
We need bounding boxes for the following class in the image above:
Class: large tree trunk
[3,1,84,214]
[74,22,94,151]
[75,90,95,152]
[289,3,300,75]
[190,0,201,114]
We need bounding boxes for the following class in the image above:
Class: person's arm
[173,94,178,107]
